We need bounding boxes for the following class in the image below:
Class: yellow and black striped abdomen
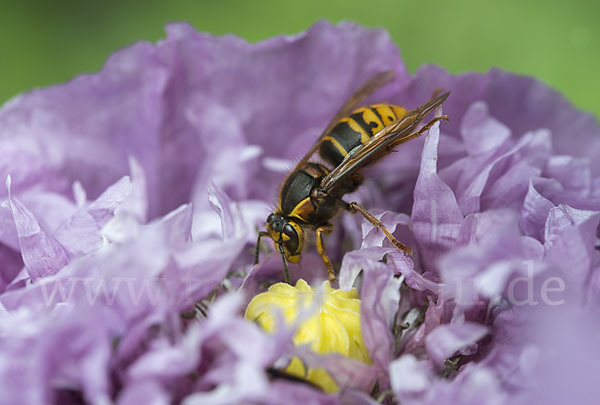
[319,104,407,167]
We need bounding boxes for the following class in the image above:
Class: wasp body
[320,104,407,168]
[255,71,449,282]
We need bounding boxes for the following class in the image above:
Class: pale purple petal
[360,210,412,250]
[460,101,511,155]
[0,243,22,293]
[440,209,542,304]
[267,381,340,405]
[543,204,600,290]
[289,345,376,393]
[425,323,489,367]
[391,355,507,405]
[402,297,445,356]
[512,301,600,405]
[116,381,170,405]
[54,176,132,255]
[339,390,379,405]
[7,181,70,280]
[0,306,113,404]
[520,178,557,240]
[432,364,507,405]
[389,354,433,397]
[127,325,202,382]
[450,126,551,216]
[411,119,464,273]
[340,251,402,390]
[399,66,600,173]
[338,246,395,290]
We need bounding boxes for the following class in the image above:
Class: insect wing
[319,91,450,193]
[294,70,397,169]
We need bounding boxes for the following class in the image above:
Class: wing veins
[319,91,450,193]
[293,70,397,170]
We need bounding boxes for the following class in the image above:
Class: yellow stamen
[245,279,370,393]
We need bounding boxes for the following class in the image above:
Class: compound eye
[266,213,275,223]
[283,224,296,238]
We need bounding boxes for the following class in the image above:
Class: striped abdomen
[319,104,407,167]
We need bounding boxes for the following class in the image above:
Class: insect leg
[315,224,336,282]
[346,202,413,255]
[254,231,270,265]
[277,241,291,284]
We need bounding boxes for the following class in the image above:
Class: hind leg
[346,201,413,255]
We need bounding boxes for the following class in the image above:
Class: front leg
[277,241,291,284]
[346,201,413,255]
[254,231,269,265]
[315,223,336,282]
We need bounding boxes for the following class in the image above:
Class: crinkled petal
[411,119,464,273]
[425,322,489,366]
[343,252,402,390]
[460,101,511,155]
[127,325,202,382]
[54,175,132,255]
[7,181,70,280]
[399,66,600,174]
[389,354,433,397]
[116,381,170,405]
[543,204,600,290]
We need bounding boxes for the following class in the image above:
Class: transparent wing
[294,70,396,169]
[318,91,450,193]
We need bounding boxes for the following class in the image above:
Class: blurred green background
[1,0,598,118]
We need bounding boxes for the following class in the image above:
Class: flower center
[245,279,370,392]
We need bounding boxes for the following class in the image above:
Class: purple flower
[1,20,599,404]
